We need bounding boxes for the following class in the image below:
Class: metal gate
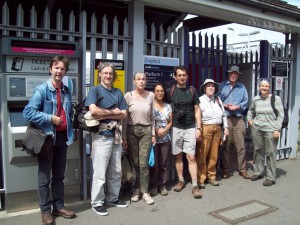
[186,27,294,160]
[0,1,183,204]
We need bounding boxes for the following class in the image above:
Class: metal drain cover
[209,200,278,224]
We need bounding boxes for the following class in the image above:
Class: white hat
[200,79,219,94]
[84,111,99,127]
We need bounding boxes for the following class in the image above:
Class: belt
[227,115,242,118]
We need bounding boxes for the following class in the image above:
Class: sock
[192,179,198,187]
[179,177,185,183]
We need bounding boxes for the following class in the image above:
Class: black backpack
[73,99,100,133]
[73,87,104,133]
[270,94,289,129]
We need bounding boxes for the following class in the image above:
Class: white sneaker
[131,194,139,202]
[131,190,140,202]
[142,193,154,205]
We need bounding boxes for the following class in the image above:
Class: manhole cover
[209,200,278,224]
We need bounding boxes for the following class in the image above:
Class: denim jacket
[23,78,74,145]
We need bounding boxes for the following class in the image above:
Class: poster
[143,55,179,91]
[94,59,125,93]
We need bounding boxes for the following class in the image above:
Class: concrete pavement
[1,152,300,225]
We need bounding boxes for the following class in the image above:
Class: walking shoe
[173,181,185,192]
[41,212,54,225]
[192,186,202,199]
[208,179,219,186]
[131,189,140,202]
[159,186,168,196]
[239,171,250,179]
[222,171,230,179]
[251,174,263,181]
[263,179,276,186]
[52,207,76,219]
[150,187,158,196]
[106,200,128,208]
[92,206,108,216]
[198,183,205,189]
[142,193,154,205]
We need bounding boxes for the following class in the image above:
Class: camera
[176,110,186,120]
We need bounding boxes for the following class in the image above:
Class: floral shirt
[154,103,172,143]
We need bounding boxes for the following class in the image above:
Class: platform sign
[271,61,288,78]
[143,55,179,91]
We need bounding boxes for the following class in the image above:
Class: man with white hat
[219,65,250,180]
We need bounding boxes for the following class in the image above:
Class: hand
[112,108,122,115]
[156,128,167,138]
[228,104,240,111]
[196,129,202,142]
[52,115,62,126]
[152,136,156,146]
[274,130,280,139]
[248,120,253,126]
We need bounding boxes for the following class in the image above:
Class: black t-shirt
[166,85,200,129]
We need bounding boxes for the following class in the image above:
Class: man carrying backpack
[85,62,128,216]
[166,65,202,199]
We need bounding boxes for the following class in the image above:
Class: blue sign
[143,55,179,91]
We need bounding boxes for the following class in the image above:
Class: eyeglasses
[101,72,113,76]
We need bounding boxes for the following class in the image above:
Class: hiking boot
[208,179,219,186]
[159,186,168,196]
[173,181,185,192]
[41,212,54,225]
[239,171,250,179]
[192,186,202,199]
[106,200,128,208]
[263,179,276,186]
[150,187,158,196]
[198,183,205,189]
[142,193,154,205]
[131,189,140,202]
[222,171,230,179]
[52,207,76,219]
[251,174,263,181]
[92,206,108,216]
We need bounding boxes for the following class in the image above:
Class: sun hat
[200,79,219,94]
[227,65,242,75]
[84,111,100,127]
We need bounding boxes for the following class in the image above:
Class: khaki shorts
[171,127,196,155]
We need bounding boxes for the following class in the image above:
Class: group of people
[23,56,284,224]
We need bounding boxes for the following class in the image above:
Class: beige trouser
[196,124,222,183]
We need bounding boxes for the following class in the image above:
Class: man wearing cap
[196,79,229,189]
[219,65,250,179]
[85,62,128,216]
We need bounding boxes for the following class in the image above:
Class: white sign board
[275,77,284,91]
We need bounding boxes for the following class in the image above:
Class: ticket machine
[0,37,82,212]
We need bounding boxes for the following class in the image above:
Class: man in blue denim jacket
[23,56,76,225]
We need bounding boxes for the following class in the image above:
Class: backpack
[270,94,289,129]
[170,84,195,98]
[73,88,103,133]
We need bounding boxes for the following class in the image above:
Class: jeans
[38,131,67,213]
[91,134,122,207]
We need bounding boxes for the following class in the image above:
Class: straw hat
[200,79,219,94]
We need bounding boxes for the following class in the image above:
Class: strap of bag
[270,94,278,117]
[223,85,236,102]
